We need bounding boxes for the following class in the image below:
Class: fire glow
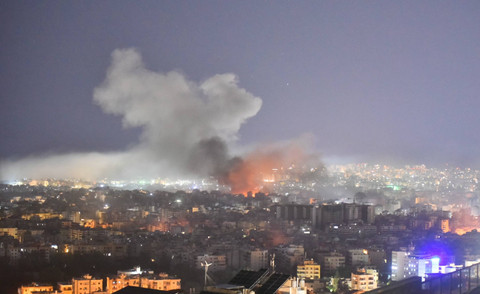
[220,140,322,196]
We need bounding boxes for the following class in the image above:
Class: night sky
[1,1,480,173]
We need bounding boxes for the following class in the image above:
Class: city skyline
[1,1,480,182]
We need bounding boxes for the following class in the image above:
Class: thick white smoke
[0,48,262,181]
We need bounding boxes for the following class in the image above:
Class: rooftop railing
[421,262,480,294]
[366,262,480,294]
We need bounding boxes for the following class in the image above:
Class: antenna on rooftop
[202,261,213,288]
[270,253,276,272]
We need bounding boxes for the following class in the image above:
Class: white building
[391,251,440,281]
[391,251,409,281]
[277,277,307,294]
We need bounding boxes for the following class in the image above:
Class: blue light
[431,256,440,274]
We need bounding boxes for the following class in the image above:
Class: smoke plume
[1,48,323,193]
[221,136,322,194]
[1,48,261,181]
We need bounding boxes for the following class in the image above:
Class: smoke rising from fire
[222,137,323,194]
[1,48,322,191]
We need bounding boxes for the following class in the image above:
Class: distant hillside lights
[6,162,480,193]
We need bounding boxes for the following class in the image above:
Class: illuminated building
[466,258,480,267]
[106,274,140,293]
[277,277,307,294]
[82,219,96,228]
[18,283,53,294]
[296,259,321,280]
[72,274,103,294]
[147,222,169,232]
[409,256,440,279]
[117,266,147,276]
[71,211,82,224]
[21,212,63,220]
[391,251,409,281]
[95,211,106,225]
[57,282,73,294]
[440,219,450,233]
[140,273,181,291]
[110,267,180,292]
[0,227,18,239]
[439,264,462,274]
[350,268,378,292]
[391,251,440,281]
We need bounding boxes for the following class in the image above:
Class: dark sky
[1,1,480,168]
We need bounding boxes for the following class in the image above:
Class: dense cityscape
[3,2,480,294]
[3,163,480,293]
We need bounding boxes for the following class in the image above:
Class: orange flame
[221,139,321,195]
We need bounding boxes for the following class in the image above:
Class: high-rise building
[391,251,409,281]
[274,204,312,221]
[312,203,375,229]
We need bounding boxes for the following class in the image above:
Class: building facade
[297,259,321,280]
[18,284,53,294]
[350,268,378,292]
[72,274,103,294]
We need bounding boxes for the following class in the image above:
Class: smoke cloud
[221,135,323,194]
[1,48,262,181]
[1,48,323,193]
